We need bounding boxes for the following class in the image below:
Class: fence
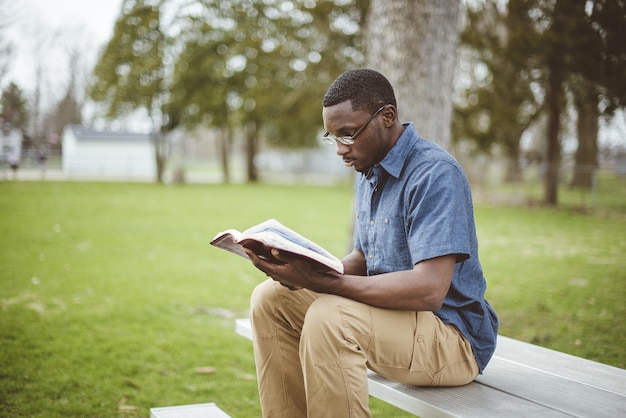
[3,150,625,213]
[470,161,626,212]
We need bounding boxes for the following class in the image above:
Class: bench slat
[367,371,571,418]
[477,356,626,417]
[494,335,626,397]
[236,318,253,341]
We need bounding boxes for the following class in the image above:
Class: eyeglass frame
[321,105,387,146]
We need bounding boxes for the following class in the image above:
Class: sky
[4,0,124,92]
[2,0,152,130]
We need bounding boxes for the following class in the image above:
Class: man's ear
[381,105,397,127]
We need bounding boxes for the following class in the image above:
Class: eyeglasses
[322,105,386,146]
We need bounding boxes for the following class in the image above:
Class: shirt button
[368,253,374,259]
[370,220,375,225]
[384,218,389,224]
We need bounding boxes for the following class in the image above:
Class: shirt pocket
[378,216,412,271]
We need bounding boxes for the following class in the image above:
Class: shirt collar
[364,122,416,181]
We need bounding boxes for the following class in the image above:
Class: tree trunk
[571,78,599,189]
[246,121,258,183]
[365,0,461,150]
[544,73,563,206]
[154,131,166,184]
[543,0,568,206]
[219,125,230,184]
[503,123,527,183]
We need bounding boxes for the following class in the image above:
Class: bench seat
[235,318,626,417]
[150,402,231,418]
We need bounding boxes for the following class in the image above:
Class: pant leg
[252,282,479,417]
[300,295,480,417]
[250,279,319,418]
[299,295,372,418]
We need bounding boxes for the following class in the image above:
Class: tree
[524,0,626,204]
[569,0,626,189]
[47,26,90,146]
[1,82,28,133]
[455,0,542,182]
[456,0,626,205]
[52,90,82,135]
[366,0,461,150]
[89,0,169,183]
[166,10,239,183]
[0,0,16,84]
[570,77,599,189]
[167,0,366,183]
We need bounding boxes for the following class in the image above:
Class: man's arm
[341,248,368,276]
[243,247,455,312]
[329,254,455,311]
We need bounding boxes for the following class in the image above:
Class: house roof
[67,125,152,142]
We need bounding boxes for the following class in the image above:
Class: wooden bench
[235,318,626,417]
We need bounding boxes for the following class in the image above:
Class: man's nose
[335,142,350,155]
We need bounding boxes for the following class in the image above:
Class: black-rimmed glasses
[321,105,386,146]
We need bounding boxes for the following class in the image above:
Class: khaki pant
[250,279,479,418]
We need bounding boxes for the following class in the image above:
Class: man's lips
[343,158,356,167]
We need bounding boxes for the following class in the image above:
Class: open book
[210,219,344,274]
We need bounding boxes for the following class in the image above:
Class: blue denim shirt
[354,123,498,372]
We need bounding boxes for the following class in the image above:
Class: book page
[211,219,343,273]
[242,219,338,261]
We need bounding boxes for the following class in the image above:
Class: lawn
[0,181,624,417]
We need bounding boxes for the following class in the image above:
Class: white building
[1,127,22,159]
[62,125,156,180]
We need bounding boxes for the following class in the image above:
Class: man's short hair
[322,68,397,115]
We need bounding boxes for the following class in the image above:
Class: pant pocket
[408,312,436,372]
[431,360,479,386]
[430,335,479,386]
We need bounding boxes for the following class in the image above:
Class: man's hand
[242,246,338,292]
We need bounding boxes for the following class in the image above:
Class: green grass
[478,170,626,213]
[1,181,624,417]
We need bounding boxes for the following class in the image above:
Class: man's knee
[301,295,352,344]
[250,279,278,317]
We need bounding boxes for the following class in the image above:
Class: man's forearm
[341,249,367,276]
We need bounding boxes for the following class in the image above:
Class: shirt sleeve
[405,160,472,265]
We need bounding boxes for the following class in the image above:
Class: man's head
[322,69,403,174]
[322,68,397,114]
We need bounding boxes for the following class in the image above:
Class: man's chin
[354,162,373,173]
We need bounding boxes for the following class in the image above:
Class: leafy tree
[52,90,82,136]
[166,11,237,182]
[455,0,542,181]
[1,82,28,133]
[524,0,626,203]
[569,0,626,189]
[89,0,169,183]
[167,0,366,183]
[456,0,626,205]
[91,0,365,184]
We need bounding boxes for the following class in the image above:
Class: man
[243,69,498,417]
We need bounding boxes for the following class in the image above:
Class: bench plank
[150,403,231,418]
[493,335,626,397]
[367,372,571,418]
[476,356,626,417]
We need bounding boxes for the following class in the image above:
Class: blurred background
[1,2,625,415]
[1,0,625,210]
